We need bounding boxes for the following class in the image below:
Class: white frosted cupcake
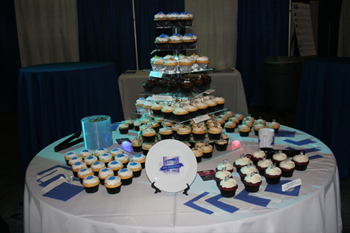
[114,153,130,166]
[127,161,143,177]
[118,168,133,185]
[292,152,309,171]
[84,155,98,167]
[132,154,146,169]
[272,150,288,166]
[264,164,282,184]
[104,176,122,194]
[107,160,124,176]
[243,173,262,193]
[279,158,296,177]
[110,148,124,158]
[82,175,100,193]
[216,159,234,173]
[98,167,114,185]
[95,148,108,158]
[79,149,92,159]
[65,151,78,165]
[99,153,113,165]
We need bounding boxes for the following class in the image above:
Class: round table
[24,125,342,233]
[18,62,124,173]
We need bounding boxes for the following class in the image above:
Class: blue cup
[81,115,113,150]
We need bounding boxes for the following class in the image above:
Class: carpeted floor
[0,107,349,232]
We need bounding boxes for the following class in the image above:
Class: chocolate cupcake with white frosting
[243,173,262,193]
[264,164,282,184]
[219,176,238,198]
[279,158,296,177]
[292,152,309,171]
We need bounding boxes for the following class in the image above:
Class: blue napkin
[184,192,214,215]
[205,194,239,213]
[285,146,321,154]
[309,154,323,160]
[37,165,71,176]
[275,130,296,137]
[42,182,84,201]
[112,122,120,131]
[284,139,316,146]
[264,180,300,196]
[234,189,271,207]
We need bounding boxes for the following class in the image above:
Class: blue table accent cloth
[18,62,124,172]
[295,57,350,179]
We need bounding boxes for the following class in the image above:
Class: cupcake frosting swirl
[220,178,237,188]
[215,171,232,179]
[265,166,282,176]
[293,154,309,163]
[235,157,251,166]
[105,176,121,186]
[118,168,133,177]
[240,165,258,175]
[279,159,295,169]
[244,173,261,183]
[99,167,114,178]
[83,175,99,185]
[257,159,273,168]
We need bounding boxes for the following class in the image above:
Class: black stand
[151,182,190,195]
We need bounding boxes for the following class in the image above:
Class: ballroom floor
[0,107,349,233]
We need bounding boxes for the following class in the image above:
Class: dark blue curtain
[236,0,289,106]
[0,0,21,113]
[77,0,184,76]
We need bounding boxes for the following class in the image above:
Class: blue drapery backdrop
[77,0,184,76]
[236,0,289,106]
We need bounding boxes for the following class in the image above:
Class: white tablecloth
[24,125,342,233]
[118,69,248,119]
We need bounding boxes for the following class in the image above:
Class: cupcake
[84,155,98,167]
[114,153,130,166]
[225,111,234,118]
[197,101,208,115]
[143,78,157,94]
[107,160,124,176]
[168,33,182,49]
[110,148,125,158]
[64,151,78,165]
[193,75,206,93]
[230,116,240,125]
[118,122,129,134]
[134,120,142,131]
[253,121,266,136]
[161,104,175,120]
[173,106,189,122]
[91,161,106,176]
[279,158,296,177]
[216,159,234,173]
[142,142,154,156]
[104,176,122,194]
[168,77,180,94]
[264,164,282,184]
[256,158,273,176]
[143,100,153,114]
[243,119,253,129]
[125,118,134,130]
[235,113,244,124]
[127,161,143,178]
[154,34,169,50]
[292,152,309,171]
[201,144,213,158]
[71,161,87,178]
[215,97,225,110]
[238,122,251,137]
[150,120,160,133]
[251,149,266,166]
[206,99,217,113]
[142,127,156,143]
[98,167,114,185]
[177,12,192,27]
[215,140,228,151]
[99,153,113,166]
[180,77,194,96]
[82,175,100,194]
[219,114,229,122]
[272,150,288,166]
[132,154,146,169]
[219,176,238,198]
[192,124,206,141]
[192,146,203,163]
[224,121,236,133]
[154,11,168,27]
[167,12,179,27]
[159,126,173,140]
[216,118,226,128]
[239,164,258,182]
[267,119,280,134]
[243,173,262,193]
[178,57,193,73]
[118,168,133,186]
[182,33,197,49]
[177,125,191,141]
[95,148,108,158]
[77,167,93,184]
[214,168,233,186]
[208,124,222,140]
[151,102,163,117]
[187,103,199,118]
[197,56,210,69]
[68,156,83,167]
[233,155,251,173]
[80,149,92,159]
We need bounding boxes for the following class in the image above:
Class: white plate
[145,139,197,192]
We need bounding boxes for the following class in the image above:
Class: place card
[193,115,210,124]
[282,178,302,192]
[152,95,174,102]
[149,71,163,78]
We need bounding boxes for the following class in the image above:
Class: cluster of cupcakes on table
[154,11,194,27]
[150,54,210,74]
[64,148,146,194]
[155,33,197,50]
[214,149,310,196]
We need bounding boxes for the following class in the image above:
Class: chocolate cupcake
[196,101,208,115]
[219,176,238,198]
[264,164,282,184]
[180,76,194,96]
[215,168,233,186]
[155,34,169,50]
[154,11,168,27]
[239,164,258,182]
[292,152,309,171]
[151,102,163,117]
[161,105,175,120]
[251,149,266,166]
[256,158,273,176]
[216,159,234,173]
[243,173,262,193]
[168,77,180,94]
[125,118,134,129]
[173,106,189,122]
[233,155,251,173]
[279,158,296,177]
[215,97,225,110]
[272,150,288,167]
